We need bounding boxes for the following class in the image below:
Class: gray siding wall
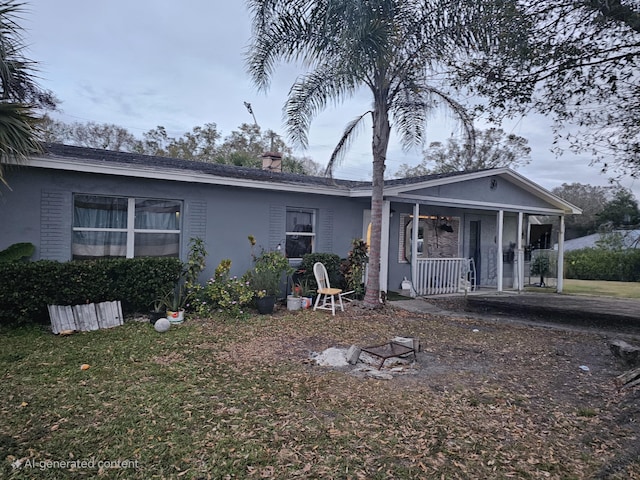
[406,176,554,211]
[0,168,366,282]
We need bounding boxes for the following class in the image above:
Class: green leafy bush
[0,242,35,262]
[249,268,281,297]
[192,260,253,319]
[0,257,183,326]
[297,253,345,291]
[341,239,369,298]
[565,248,640,282]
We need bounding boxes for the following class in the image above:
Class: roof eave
[26,156,354,197]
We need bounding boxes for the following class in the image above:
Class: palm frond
[0,102,42,186]
[325,111,371,178]
[420,84,476,152]
[284,66,359,149]
[246,0,329,91]
[390,78,478,159]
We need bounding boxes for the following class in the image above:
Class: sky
[22,0,640,200]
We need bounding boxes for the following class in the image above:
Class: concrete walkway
[391,291,640,334]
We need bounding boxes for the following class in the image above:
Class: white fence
[414,258,475,295]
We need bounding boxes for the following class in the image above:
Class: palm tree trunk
[363,102,391,309]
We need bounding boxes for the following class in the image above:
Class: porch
[382,200,551,297]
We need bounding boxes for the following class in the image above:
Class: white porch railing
[414,258,476,295]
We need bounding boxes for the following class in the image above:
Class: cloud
[25,0,640,200]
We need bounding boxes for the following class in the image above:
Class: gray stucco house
[0,143,580,295]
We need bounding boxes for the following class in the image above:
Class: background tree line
[546,183,640,240]
[39,116,323,175]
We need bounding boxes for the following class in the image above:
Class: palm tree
[0,1,52,186]
[247,0,508,308]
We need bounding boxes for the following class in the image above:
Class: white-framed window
[285,207,315,259]
[72,194,182,259]
[399,213,460,262]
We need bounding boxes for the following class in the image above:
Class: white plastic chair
[312,262,344,315]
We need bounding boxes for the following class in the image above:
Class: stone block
[610,339,640,367]
[346,345,361,364]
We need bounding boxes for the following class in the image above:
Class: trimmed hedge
[0,257,183,326]
[565,248,640,282]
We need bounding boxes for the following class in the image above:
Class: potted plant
[530,251,552,287]
[251,268,280,314]
[148,298,166,324]
[163,284,187,323]
[287,283,302,311]
[247,238,295,313]
[297,279,314,309]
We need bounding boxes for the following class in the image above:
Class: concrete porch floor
[390,290,640,335]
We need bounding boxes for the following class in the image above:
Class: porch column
[497,210,504,292]
[380,200,391,293]
[557,215,565,293]
[516,211,524,292]
[411,203,420,295]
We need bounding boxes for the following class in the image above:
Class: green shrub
[565,248,640,282]
[0,242,35,262]
[297,253,345,291]
[192,259,253,319]
[341,239,369,298]
[0,257,183,326]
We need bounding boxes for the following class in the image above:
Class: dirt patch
[211,302,640,477]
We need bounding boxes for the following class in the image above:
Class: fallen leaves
[1,309,639,479]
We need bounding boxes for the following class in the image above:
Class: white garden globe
[154,318,171,333]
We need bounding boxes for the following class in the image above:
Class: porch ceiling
[386,194,570,216]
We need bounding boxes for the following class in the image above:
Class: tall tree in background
[217,122,287,166]
[396,128,530,177]
[597,188,640,230]
[217,123,323,173]
[132,123,221,162]
[551,183,612,239]
[40,117,320,174]
[0,1,55,185]
[453,1,640,179]
[41,115,137,151]
[247,0,516,308]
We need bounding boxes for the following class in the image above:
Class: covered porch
[371,169,581,297]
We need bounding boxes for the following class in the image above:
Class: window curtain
[74,195,127,228]
[134,199,181,257]
[72,196,127,259]
[134,199,180,230]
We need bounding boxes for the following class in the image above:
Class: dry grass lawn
[1,304,639,479]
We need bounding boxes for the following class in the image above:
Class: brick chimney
[261,151,282,173]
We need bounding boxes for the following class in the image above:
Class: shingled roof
[39,142,475,191]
